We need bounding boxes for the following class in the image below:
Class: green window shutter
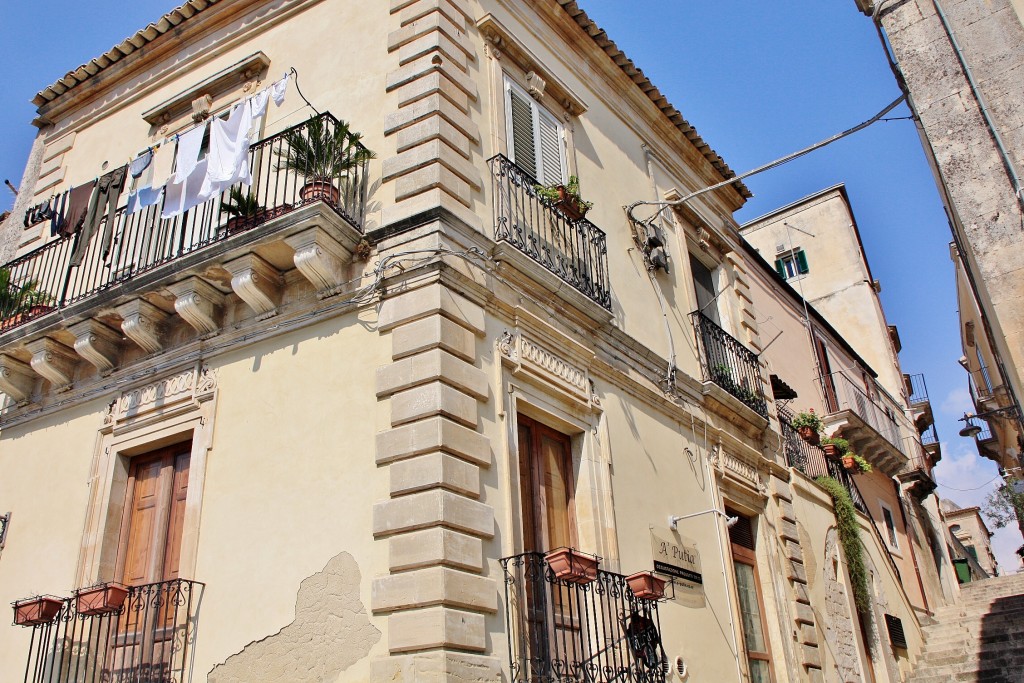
[774,259,786,279]
[796,250,809,274]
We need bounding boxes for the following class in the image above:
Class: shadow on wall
[207,552,380,682]
[976,592,1024,682]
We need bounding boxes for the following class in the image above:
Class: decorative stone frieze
[166,277,226,336]
[25,336,78,390]
[497,328,596,407]
[223,253,283,319]
[69,319,122,374]
[0,354,37,402]
[104,363,217,428]
[115,298,169,354]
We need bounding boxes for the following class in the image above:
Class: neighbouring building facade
[855,0,1024,521]
[0,1,958,682]
[940,499,999,578]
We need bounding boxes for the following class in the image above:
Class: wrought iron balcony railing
[819,371,907,455]
[905,373,930,406]
[779,411,902,580]
[501,552,666,683]
[690,311,767,417]
[921,423,939,446]
[0,112,369,334]
[19,578,203,683]
[489,155,611,310]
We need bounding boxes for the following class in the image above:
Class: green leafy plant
[219,187,264,218]
[535,175,594,213]
[275,116,375,182]
[850,454,872,473]
[817,476,871,615]
[0,267,50,320]
[790,410,823,432]
[821,436,851,455]
[982,482,1024,530]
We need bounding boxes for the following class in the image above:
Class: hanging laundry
[204,99,253,193]
[129,149,153,179]
[162,159,211,219]
[57,181,97,238]
[250,89,270,120]
[173,122,208,184]
[49,190,69,237]
[126,186,164,216]
[270,72,289,107]
[149,142,175,188]
[73,165,127,266]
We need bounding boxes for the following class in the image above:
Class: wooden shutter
[117,444,192,586]
[537,108,565,185]
[518,415,575,552]
[690,254,720,324]
[885,614,908,649]
[508,86,537,179]
[774,259,786,279]
[727,511,756,551]
[796,250,809,274]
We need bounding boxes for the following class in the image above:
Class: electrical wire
[936,476,1001,492]
[625,95,906,227]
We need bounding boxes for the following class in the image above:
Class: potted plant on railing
[625,571,667,600]
[12,595,64,626]
[544,547,600,584]
[791,410,823,446]
[535,175,593,221]
[821,436,850,460]
[220,187,290,234]
[0,267,53,329]
[843,453,872,474]
[74,582,129,616]
[275,116,375,206]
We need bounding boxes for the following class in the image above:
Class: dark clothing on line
[73,166,127,267]
[57,181,96,238]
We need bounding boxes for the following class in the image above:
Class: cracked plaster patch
[209,552,380,683]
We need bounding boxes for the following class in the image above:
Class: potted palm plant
[275,116,375,207]
[74,582,129,616]
[0,268,52,330]
[544,547,600,584]
[791,410,823,445]
[535,175,593,221]
[13,595,64,626]
[220,187,290,234]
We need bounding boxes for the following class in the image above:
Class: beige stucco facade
[941,500,999,577]
[0,1,959,682]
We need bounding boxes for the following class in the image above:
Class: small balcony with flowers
[0,112,372,416]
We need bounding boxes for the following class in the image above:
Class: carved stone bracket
[0,355,37,402]
[69,319,123,375]
[116,299,169,354]
[224,253,283,318]
[285,226,352,297]
[25,337,79,390]
[166,277,226,336]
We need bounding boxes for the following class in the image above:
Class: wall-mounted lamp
[958,406,1023,438]
[668,508,738,531]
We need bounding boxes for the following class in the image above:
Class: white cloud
[933,440,1022,574]
[939,386,974,419]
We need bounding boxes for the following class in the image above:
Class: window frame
[728,512,775,683]
[503,76,568,186]
[880,501,900,551]
[774,248,809,281]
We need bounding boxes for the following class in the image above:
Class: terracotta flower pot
[75,582,129,616]
[823,443,841,459]
[544,548,599,584]
[300,180,341,206]
[13,596,64,626]
[626,571,667,600]
[798,426,820,446]
[554,186,588,221]
[225,205,293,235]
[842,455,859,473]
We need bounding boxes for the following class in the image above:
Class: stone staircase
[909,573,1024,682]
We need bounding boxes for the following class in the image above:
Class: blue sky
[0,1,1019,571]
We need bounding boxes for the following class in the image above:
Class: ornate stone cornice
[104,362,217,429]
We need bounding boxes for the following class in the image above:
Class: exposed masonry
[207,552,381,683]
[370,280,501,681]
[383,0,483,230]
[772,477,826,682]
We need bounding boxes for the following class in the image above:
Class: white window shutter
[537,108,565,185]
[507,86,537,179]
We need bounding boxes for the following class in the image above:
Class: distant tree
[982,481,1024,535]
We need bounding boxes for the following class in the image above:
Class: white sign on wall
[651,529,705,607]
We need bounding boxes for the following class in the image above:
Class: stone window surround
[75,364,217,590]
[499,368,618,571]
[879,499,901,556]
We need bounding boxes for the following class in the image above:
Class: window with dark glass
[727,510,774,683]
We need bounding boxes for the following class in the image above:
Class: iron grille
[690,311,767,416]
[19,579,203,683]
[501,552,667,683]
